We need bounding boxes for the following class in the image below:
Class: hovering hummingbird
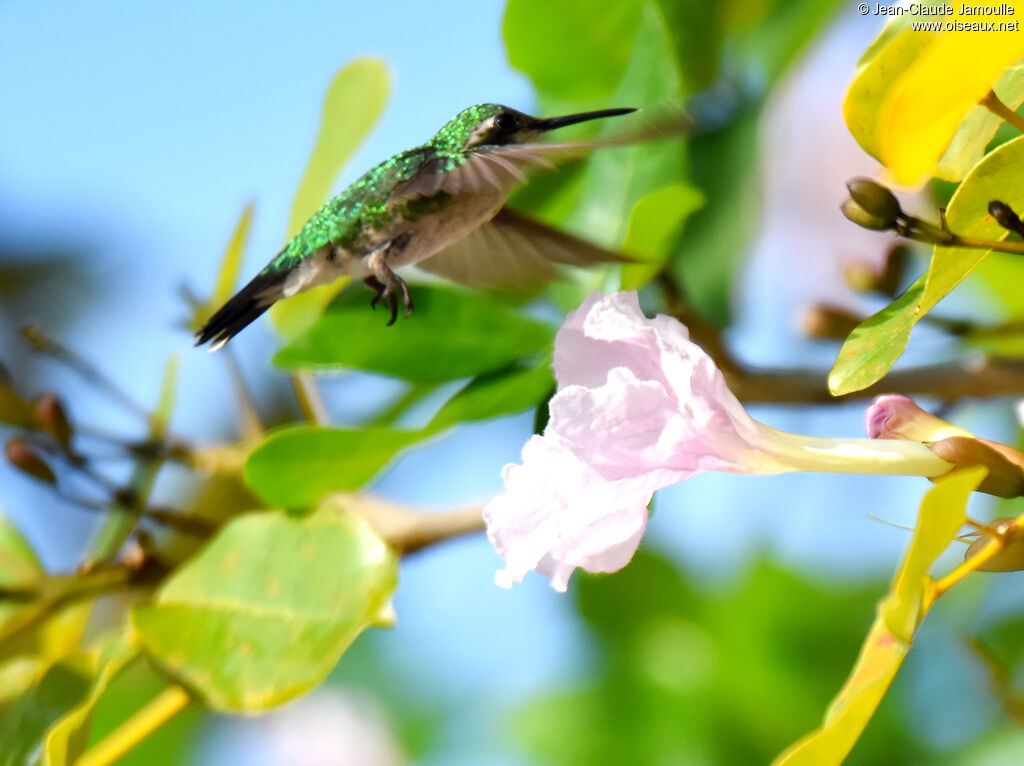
[195,103,638,349]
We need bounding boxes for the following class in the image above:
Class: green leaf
[620,182,704,289]
[503,0,643,101]
[936,64,1024,182]
[244,426,424,509]
[772,467,985,766]
[274,285,555,382]
[131,507,397,712]
[0,511,44,640]
[827,274,925,396]
[41,635,138,766]
[0,656,92,766]
[270,58,391,340]
[427,360,554,432]
[567,3,688,251]
[831,134,1024,395]
[922,134,1024,313]
[0,512,42,588]
[192,203,254,331]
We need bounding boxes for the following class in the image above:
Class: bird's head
[432,103,636,152]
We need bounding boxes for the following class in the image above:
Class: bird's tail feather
[194,269,287,350]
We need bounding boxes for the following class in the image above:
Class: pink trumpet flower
[484,292,952,591]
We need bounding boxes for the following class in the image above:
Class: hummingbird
[195,103,638,349]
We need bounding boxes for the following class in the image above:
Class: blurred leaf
[515,551,921,766]
[131,507,397,712]
[0,656,92,766]
[86,660,204,766]
[0,512,42,587]
[426,359,554,431]
[937,64,1024,182]
[672,110,760,324]
[827,274,925,396]
[831,135,1024,394]
[974,251,1024,318]
[653,0,725,91]
[568,3,688,251]
[503,0,643,100]
[244,425,424,508]
[773,467,985,766]
[192,202,254,330]
[0,656,39,711]
[620,182,704,289]
[879,12,1024,185]
[0,511,44,645]
[274,285,554,382]
[41,635,137,766]
[271,58,391,340]
[0,383,33,428]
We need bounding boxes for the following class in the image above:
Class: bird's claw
[363,273,413,327]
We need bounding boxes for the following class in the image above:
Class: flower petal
[483,435,656,591]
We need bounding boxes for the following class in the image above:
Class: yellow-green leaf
[192,202,254,330]
[922,134,1024,314]
[879,467,984,640]
[830,134,1024,394]
[131,507,397,712]
[620,182,704,289]
[772,467,985,766]
[827,274,925,396]
[270,58,391,340]
[41,635,138,766]
[936,63,1024,182]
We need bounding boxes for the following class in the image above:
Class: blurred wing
[391,109,693,204]
[416,207,633,290]
[389,143,588,203]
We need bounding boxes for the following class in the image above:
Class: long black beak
[531,107,636,132]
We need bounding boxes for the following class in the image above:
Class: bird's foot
[363,272,414,327]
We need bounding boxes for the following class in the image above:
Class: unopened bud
[865,394,971,443]
[31,393,72,448]
[846,178,902,226]
[965,517,1024,572]
[801,304,862,339]
[841,199,894,231]
[988,200,1024,235]
[929,436,1024,498]
[5,439,56,484]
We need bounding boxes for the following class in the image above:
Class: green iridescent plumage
[268,105,505,273]
[196,103,636,348]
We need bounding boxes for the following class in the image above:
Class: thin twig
[329,492,485,554]
[221,345,264,440]
[20,326,150,421]
[980,89,1024,134]
[291,372,329,426]
[76,685,191,766]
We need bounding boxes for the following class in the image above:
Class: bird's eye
[493,112,516,132]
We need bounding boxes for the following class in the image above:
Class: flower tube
[484,292,952,591]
